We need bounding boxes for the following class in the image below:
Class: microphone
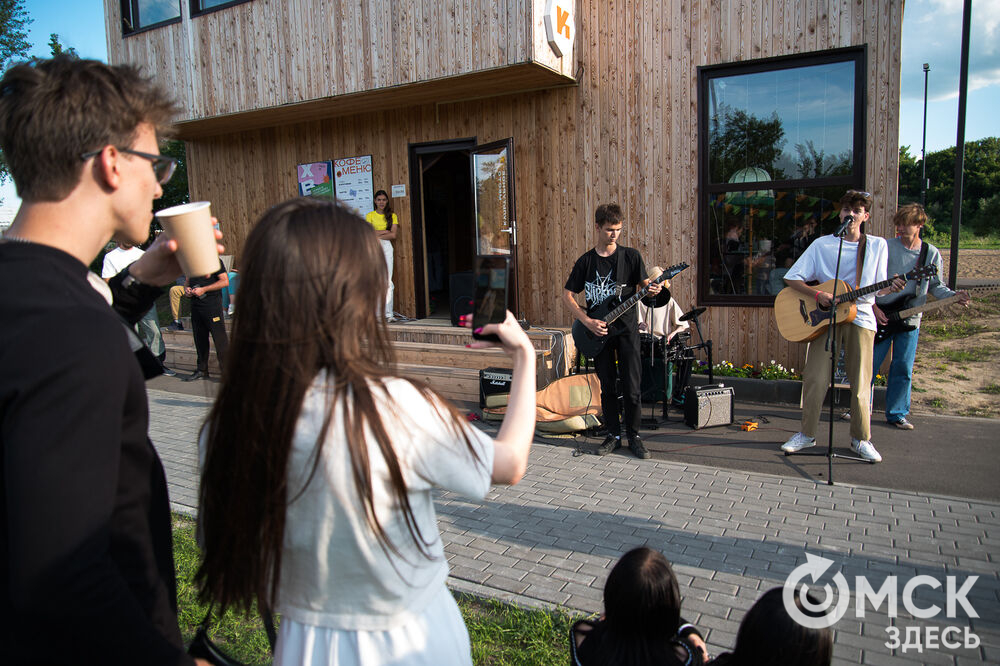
[833,214,854,237]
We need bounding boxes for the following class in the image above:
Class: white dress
[273,372,495,666]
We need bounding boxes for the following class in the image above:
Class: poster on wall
[297,161,334,200]
[333,155,374,217]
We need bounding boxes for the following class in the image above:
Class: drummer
[637,274,692,405]
[637,290,690,344]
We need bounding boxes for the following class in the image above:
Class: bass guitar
[874,282,1000,343]
[773,265,937,343]
[572,262,689,359]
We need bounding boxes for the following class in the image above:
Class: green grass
[953,373,971,381]
[930,397,946,409]
[461,596,577,665]
[982,383,1000,395]
[173,513,578,665]
[173,514,273,664]
[931,347,994,363]
[921,321,989,340]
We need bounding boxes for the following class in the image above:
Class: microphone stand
[785,225,870,484]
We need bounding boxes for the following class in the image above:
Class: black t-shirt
[565,246,648,335]
[189,259,226,310]
[0,242,189,663]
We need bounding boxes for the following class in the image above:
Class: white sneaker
[227,304,235,315]
[851,438,882,462]
[781,432,816,453]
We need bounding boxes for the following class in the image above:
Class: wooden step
[392,341,542,369]
[396,364,481,404]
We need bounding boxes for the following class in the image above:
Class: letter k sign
[544,1,575,58]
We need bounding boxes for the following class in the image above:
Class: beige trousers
[169,285,186,320]
[800,324,875,442]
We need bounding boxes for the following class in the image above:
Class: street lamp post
[921,63,930,207]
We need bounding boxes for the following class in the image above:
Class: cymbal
[679,307,707,322]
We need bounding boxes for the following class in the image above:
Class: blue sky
[2,0,997,210]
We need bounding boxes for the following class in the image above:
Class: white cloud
[902,0,1000,101]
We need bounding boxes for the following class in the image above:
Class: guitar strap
[917,241,930,271]
[854,233,867,289]
[616,247,625,296]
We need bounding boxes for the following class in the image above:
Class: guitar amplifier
[479,367,513,408]
[684,384,735,429]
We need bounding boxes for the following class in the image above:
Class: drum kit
[639,306,716,422]
[639,307,713,377]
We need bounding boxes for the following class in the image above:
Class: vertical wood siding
[107,0,903,370]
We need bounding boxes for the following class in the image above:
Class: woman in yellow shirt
[365,189,398,321]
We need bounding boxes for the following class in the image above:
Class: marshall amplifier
[479,367,513,408]
[684,384,735,429]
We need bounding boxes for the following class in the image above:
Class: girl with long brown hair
[197,198,536,664]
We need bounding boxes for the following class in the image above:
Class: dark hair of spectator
[730,587,833,666]
[578,547,685,665]
[0,56,177,202]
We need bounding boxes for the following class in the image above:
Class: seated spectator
[571,547,707,665]
[708,587,833,666]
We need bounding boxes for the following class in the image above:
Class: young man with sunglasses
[0,57,213,664]
[779,190,903,463]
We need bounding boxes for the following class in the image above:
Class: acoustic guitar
[874,282,1000,343]
[773,265,937,343]
[572,262,689,359]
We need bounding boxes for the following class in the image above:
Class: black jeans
[594,332,641,436]
[191,303,228,373]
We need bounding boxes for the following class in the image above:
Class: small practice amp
[684,384,735,429]
[479,367,513,408]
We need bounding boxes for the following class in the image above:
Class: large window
[121,0,180,34]
[697,48,866,305]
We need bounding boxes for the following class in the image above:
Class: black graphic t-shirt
[565,246,648,335]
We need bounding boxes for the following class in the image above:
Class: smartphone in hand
[472,255,509,343]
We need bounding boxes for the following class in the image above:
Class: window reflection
[708,61,855,184]
[699,49,864,303]
[707,188,845,296]
[122,0,180,33]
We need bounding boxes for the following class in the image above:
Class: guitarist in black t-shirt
[564,204,664,459]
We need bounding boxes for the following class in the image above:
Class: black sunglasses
[81,147,177,185]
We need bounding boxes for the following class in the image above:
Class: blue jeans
[221,271,239,309]
[871,326,920,423]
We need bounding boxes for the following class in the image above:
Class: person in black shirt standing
[564,204,663,459]
[181,258,230,381]
[0,57,216,664]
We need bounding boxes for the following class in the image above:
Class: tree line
[898,138,1000,239]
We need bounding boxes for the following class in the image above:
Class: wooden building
[105,0,904,373]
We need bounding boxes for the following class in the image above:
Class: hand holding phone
[472,255,509,343]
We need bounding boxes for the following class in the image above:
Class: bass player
[564,203,663,459]
[779,190,903,463]
[872,203,969,430]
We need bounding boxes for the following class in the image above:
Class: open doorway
[409,137,519,321]
[409,139,476,320]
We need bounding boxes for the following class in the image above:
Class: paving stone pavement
[148,389,999,665]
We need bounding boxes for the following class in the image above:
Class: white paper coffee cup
[155,202,218,277]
